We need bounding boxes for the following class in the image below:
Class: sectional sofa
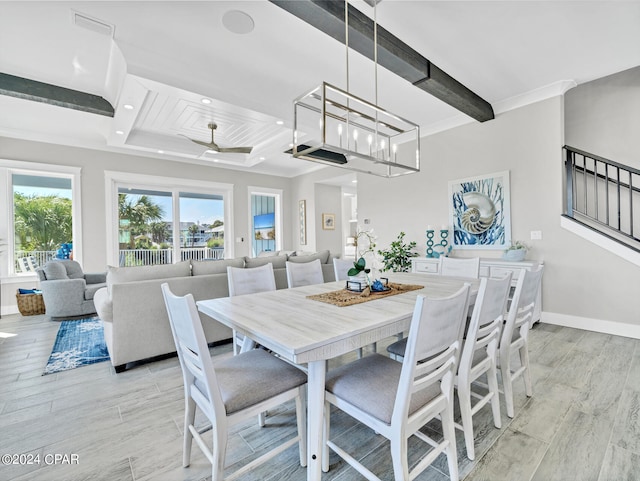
[93,250,336,372]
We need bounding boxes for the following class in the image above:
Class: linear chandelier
[291,1,420,178]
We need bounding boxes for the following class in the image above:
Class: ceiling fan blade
[218,146,253,154]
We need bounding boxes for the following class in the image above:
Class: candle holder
[439,229,449,254]
[426,229,436,258]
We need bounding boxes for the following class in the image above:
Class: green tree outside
[14,193,72,251]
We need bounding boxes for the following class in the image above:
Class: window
[106,172,232,267]
[0,161,81,276]
[249,188,282,257]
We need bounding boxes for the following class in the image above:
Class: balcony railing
[118,247,225,267]
[14,247,225,272]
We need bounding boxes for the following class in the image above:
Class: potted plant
[377,232,418,272]
[503,240,528,261]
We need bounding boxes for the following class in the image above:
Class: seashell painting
[448,171,512,249]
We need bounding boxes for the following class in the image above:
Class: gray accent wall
[0,137,292,273]
[353,97,639,329]
[565,65,640,169]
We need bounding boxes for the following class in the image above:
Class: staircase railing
[564,145,640,247]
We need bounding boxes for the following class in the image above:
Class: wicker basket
[16,291,46,316]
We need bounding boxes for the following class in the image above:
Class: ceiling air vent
[71,11,115,38]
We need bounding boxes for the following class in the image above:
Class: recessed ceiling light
[222,10,255,34]
[206,150,218,154]
[276,120,284,125]
[115,130,124,135]
[158,150,164,154]
[259,156,266,161]
[352,180,358,183]
[201,98,212,104]
[213,159,219,162]
[123,104,134,110]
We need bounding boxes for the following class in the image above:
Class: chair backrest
[286,259,324,288]
[393,284,471,425]
[500,265,544,350]
[161,283,224,424]
[227,262,276,296]
[439,257,480,278]
[458,274,512,376]
[333,257,354,282]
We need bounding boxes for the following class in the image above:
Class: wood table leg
[307,360,326,481]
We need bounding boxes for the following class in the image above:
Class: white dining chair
[387,256,481,360]
[498,265,544,417]
[455,273,511,460]
[286,259,324,288]
[160,283,307,481]
[227,263,276,355]
[439,256,481,278]
[333,257,354,282]
[323,284,471,481]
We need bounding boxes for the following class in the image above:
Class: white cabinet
[411,257,543,322]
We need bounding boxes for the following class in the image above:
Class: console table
[411,257,543,322]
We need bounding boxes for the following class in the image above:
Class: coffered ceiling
[1,1,640,178]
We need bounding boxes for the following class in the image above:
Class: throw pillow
[257,250,279,257]
[286,250,330,265]
[244,255,287,269]
[43,261,68,280]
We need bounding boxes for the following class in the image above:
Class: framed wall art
[322,213,335,230]
[448,170,511,250]
[299,200,307,245]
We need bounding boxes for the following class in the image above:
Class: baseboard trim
[541,311,640,340]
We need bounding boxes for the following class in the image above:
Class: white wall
[356,96,640,331]
[314,183,343,255]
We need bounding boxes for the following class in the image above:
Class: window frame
[104,171,234,266]
[0,159,82,278]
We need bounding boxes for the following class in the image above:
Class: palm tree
[149,222,169,245]
[118,194,164,248]
[188,223,200,247]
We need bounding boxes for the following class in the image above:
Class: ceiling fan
[181,122,253,154]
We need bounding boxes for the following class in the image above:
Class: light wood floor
[1,313,639,481]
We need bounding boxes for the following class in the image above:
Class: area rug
[43,317,110,375]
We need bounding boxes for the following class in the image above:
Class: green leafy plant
[504,240,528,252]
[347,257,370,277]
[377,232,418,272]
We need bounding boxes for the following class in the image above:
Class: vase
[502,249,526,261]
[347,271,368,291]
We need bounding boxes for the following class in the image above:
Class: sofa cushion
[63,260,85,279]
[43,262,68,280]
[244,255,287,269]
[107,260,191,286]
[84,282,107,300]
[287,250,330,265]
[192,257,244,276]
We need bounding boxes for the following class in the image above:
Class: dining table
[197,271,479,481]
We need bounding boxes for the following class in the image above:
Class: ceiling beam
[0,72,114,117]
[269,0,494,122]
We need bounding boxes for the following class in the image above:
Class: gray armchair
[36,260,107,319]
